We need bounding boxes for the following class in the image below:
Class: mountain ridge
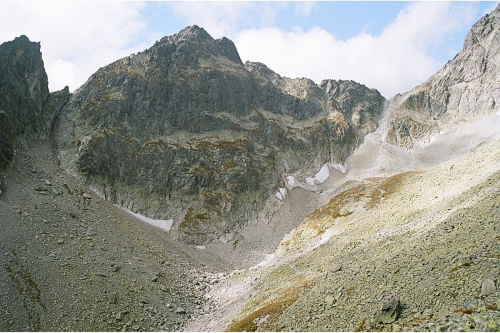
[1,5,500,331]
[52,25,385,245]
[386,3,500,148]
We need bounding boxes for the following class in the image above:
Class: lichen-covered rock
[55,25,385,244]
[386,4,500,148]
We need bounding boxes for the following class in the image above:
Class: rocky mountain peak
[53,25,386,245]
[463,4,500,50]
[321,79,385,135]
[214,36,242,65]
[153,25,242,66]
[176,25,213,43]
[0,35,49,171]
[386,4,500,148]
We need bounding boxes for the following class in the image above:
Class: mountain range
[1,4,499,332]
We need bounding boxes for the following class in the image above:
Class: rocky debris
[375,299,402,324]
[82,193,92,200]
[0,140,225,331]
[175,308,186,315]
[199,117,500,332]
[482,279,497,296]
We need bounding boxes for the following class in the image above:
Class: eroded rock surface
[54,25,385,245]
[386,4,500,148]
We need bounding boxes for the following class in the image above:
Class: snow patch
[116,205,173,232]
[287,175,317,192]
[330,163,347,174]
[195,245,207,250]
[275,187,288,200]
[287,163,347,193]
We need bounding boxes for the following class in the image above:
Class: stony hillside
[54,25,385,245]
[0,138,227,331]
[190,117,500,331]
[185,5,500,332]
[386,4,500,148]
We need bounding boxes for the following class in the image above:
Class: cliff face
[386,4,500,148]
[0,36,70,175]
[0,36,49,171]
[54,25,385,244]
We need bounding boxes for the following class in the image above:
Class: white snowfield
[116,205,173,232]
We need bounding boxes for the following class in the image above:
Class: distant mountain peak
[151,25,242,66]
[177,24,213,42]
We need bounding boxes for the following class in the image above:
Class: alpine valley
[1,4,499,332]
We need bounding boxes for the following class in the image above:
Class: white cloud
[0,2,155,92]
[294,2,316,19]
[234,2,478,98]
[170,2,290,39]
[171,2,252,39]
[0,1,483,98]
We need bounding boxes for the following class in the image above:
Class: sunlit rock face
[55,25,385,245]
[386,4,500,148]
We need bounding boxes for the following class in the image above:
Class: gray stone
[481,279,496,296]
[325,295,335,306]
[82,193,92,200]
[375,299,402,324]
[422,309,433,320]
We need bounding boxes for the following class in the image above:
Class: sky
[0,1,497,98]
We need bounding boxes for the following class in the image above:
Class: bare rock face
[0,36,49,171]
[0,36,71,174]
[386,4,500,148]
[54,25,385,244]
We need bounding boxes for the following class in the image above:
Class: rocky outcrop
[0,36,49,171]
[386,4,500,148]
[0,36,70,175]
[55,25,385,245]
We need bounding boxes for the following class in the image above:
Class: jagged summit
[53,24,385,245]
[2,5,500,333]
[158,25,213,45]
[0,35,48,170]
[386,3,500,148]
[152,25,242,65]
